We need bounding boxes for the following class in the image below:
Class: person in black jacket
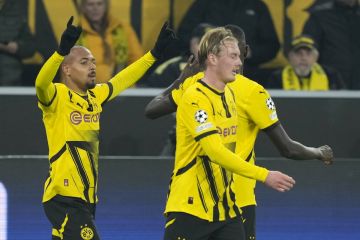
[177,0,279,85]
[303,0,360,89]
[268,35,345,90]
[0,0,35,85]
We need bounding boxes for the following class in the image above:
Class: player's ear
[62,63,71,76]
[208,53,217,65]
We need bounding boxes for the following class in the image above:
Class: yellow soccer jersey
[39,83,112,204]
[165,80,240,222]
[170,72,204,106]
[36,51,155,204]
[228,75,279,207]
[170,73,279,208]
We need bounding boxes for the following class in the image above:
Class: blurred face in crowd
[81,0,107,24]
[62,46,97,92]
[288,47,318,77]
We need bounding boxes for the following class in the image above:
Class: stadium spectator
[145,25,333,240]
[161,27,295,240]
[35,17,176,239]
[177,0,280,85]
[145,23,213,88]
[0,0,35,85]
[268,35,345,90]
[303,0,360,89]
[78,0,144,83]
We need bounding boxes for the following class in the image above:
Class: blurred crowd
[1,0,359,90]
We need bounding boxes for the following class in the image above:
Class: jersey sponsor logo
[196,122,213,133]
[70,111,100,125]
[217,125,237,137]
[195,110,208,124]
[266,97,276,110]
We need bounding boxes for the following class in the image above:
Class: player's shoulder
[53,83,69,95]
[181,80,210,103]
[183,72,204,87]
[230,74,266,95]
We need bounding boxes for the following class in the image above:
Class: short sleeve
[246,85,279,129]
[177,90,218,141]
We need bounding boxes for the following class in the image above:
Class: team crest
[266,98,276,110]
[195,110,208,124]
[80,225,94,240]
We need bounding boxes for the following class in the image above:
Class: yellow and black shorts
[43,195,100,240]
[164,212,245,240]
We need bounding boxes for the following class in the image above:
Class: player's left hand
[318,145,333,165]
[151,21,177,59]
[58,16,82,56]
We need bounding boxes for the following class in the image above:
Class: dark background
[0,93,359,158]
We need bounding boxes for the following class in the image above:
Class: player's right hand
[58,16,82,56]
[264,171,295,192]
[318,145,334,165]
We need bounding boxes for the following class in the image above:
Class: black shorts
[240,205,256,240]
[163,212,245,240]
[43,195,100,240]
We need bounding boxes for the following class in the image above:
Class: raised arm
[265,123,333,165]
[145,55,201,119]
[35,16,81,104]
[107,22,177,100]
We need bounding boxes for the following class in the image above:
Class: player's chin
[87,80,96,89]
[226,75,236,83]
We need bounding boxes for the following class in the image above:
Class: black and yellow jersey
[165,80,240,222]
[169,73,279,208]
[36,51,155,204]
[229,76,279,207]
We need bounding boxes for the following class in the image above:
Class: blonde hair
[198,27,237,68]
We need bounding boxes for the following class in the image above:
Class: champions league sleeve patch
[195,110,208,124]
[266,98,276,111]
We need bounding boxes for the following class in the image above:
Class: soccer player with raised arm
[145,25,333,240]
[162,27,295,240]
[35,17,176,240]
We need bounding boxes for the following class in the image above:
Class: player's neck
[65,79,87,95]
[202,72,226,92]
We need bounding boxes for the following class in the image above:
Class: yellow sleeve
[246,85,279,129]
[108,51,156,101]
[199,134,269,182]
[178,89,218,140]
[170,72,204,106]
[178,88,269,182]
[35,52,63,106]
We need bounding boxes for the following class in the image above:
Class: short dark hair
[224,24,246,45]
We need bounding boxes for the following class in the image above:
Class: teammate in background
[35,17,176,239]
[145,25,333,240]
[162,27,295,240]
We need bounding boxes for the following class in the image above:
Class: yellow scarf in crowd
[282,63,329,90]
